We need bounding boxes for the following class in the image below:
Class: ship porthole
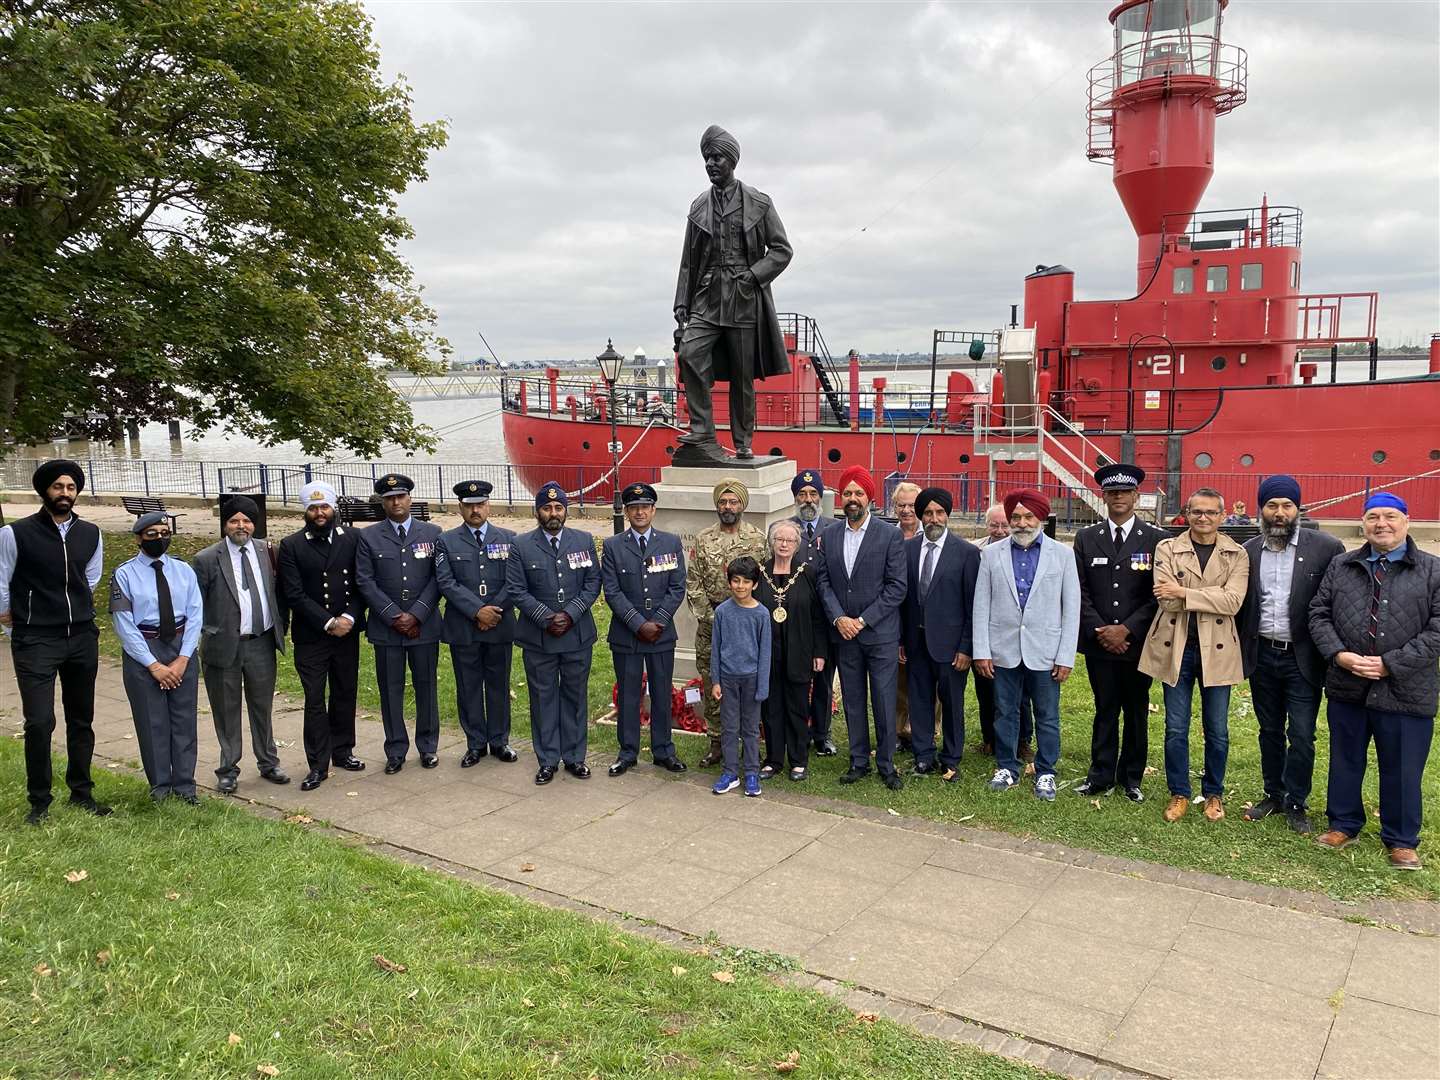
[527,437,535,445]
[1194,452,1213,469]
[959,454,970,464]
[1211,356,1227,371]
[1372,450,1387,464]
[769,446,783,457]
[896,451,907,463]
[827,448,842,463]
[582,441,590,450]
[1430,450,1440,461]
[665,445,674,456]
[1239,454,1254,467]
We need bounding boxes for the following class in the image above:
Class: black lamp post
[596,338,626,535]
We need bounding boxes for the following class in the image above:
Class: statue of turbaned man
[673,125,793,462]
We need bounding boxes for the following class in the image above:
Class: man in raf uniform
[687,478,768,766]
[276,482,366,792]
[601,483,688,776]
[435,479,519,767]
[355,473,443,774]
[506,482,602,785]
[789,468,839,756]
[1073,464,1166,801]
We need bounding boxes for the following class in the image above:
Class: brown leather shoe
[1314,830,1357,850]
[1163,795,1188,823]
[697,739,724,768]
[1203,795,1225,822]
[1388,847,1423,871]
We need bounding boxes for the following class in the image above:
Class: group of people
[5,457,1436,871]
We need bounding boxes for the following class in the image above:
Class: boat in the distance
[501,0,1439,521]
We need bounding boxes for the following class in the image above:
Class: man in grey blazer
[193,495,288,794]
[816,466,908,790]
[435,479,519,768]
[506,482,602,785]
[601,482,688,776]
[973,488,1080,801]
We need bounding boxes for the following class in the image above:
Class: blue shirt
[710,599,771,702]
[1010,534,1043,610]
[109,552,203,664]
[1366,544,1406,563]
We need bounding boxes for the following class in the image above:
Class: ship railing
[970,403,1114,516]
[1162,205,1302,251]
[1168,472,1440,523]
[777,312,848,426]
[879,470,1108,532]
[1062,291,1379,349]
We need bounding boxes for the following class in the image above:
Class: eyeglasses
[1186,509,1222,518]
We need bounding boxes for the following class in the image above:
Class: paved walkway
[6,650,1439,1080]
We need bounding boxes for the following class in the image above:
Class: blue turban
[1257,474,1302,508]
[792,470,823,497]
[1364,492,1408,515]
[700,125,740,165]
[535,481,568,510]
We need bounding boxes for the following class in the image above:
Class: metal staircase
[972,402,1111,518]
[778,313,847,426]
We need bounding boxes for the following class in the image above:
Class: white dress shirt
[227,537,273,635]
[842,513,871,576]
[0,516,105,625]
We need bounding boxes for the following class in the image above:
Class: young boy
[710,556,771,797]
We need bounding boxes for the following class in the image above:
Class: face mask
[140,537,172,558]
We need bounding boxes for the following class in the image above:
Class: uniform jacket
[601,529,686,653]
[1138,531,1248,687]
[435,522,517,646]
[754,556,828,683]
[1308,539,1440,717]
[686,521,768,624]
[972,536,1080,670]
[1074,517,1166,664]
[192,538,286,666]
[354,517,443,646]
[789,514,840,555]
[1239,527,1346,686]
[674,180,792,381]
[815,515,908,645]
[903,531,982,664]
[276,524,363,647]
[506,527,601,654]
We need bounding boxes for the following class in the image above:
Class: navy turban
[1257,474,1302,508]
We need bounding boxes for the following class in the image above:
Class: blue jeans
[993,664,1061,779]
[1162,641,1231,798]
[1248,643,1321,809]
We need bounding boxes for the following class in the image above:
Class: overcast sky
[365,0,1439,364]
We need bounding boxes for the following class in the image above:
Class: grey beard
[1010,527,1038,547]
[1264,517,1298,550]
[922,522,947,541]
[795,503,819,522]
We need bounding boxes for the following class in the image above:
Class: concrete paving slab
[402,782,520,826]
[482,853,609,897]
[871,863,1039,942]
[527,812,702,873]
[659,817,813,875]
[421,820,553,870]
[801,908,987,1005]
[925,837,1066,890]
[1317,995,1440,1080]
[343,806,449,848]
[1346,926,1440,1016]
[715,793,837,838]
[779,833,927,887]
[1171,920,1352,999]
[1189,892,1362,951]
[673,902,825,959]
[813,817,941,872]
[933,972,1122,1057]
[719,861,891,936]
[1027,865,1198,949]
[576,856,748,925]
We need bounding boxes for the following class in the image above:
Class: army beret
[374,473,414,496]
[536,481,568,509]
[622,482,657,507]
[453,479,493,503]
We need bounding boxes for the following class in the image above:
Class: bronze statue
[673,125,792,461]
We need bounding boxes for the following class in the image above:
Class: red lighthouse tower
[1088,0,1247,288]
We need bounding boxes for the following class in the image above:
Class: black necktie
[807,523,815,543]
[237,545,265,632]
[1114,524,1123,548]
[637,533,647,557]
[152,560,176,641]
[550,536,560,557]
[474,529,484,546]
[396,524,406,543]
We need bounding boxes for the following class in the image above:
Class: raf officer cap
[132,510,168,534]
[1094,463,1145,491]
[375,473,414,497]
[453,479,493,503]
[622,482,657,507]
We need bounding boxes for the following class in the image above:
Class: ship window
[581,441,590,451]
[1173,267,1194,294]
[959,454,971,464]
[1240,454,1254,467]
[1211,355,1227,371]
[1372,450,1387,465]
[896,451,908,463]
[527,437,535,445]
[1241,263,1263,291]
[1431,450,1440,461]
[1206,265,1229,293]
[1291,262,1300,289]
[827,448,842,463]
[1194,452,1213,469]
[768,446,783,457]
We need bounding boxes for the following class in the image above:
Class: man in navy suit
[601,483,688,776]
[789,468,840,756]
[900,487,981,781]
[435,479,519,768]
[355,474,443,774]
[816,466,908,790]
[506,482,602,785]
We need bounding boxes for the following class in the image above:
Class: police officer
[355,473,443,774]
[687,478,767,766]
[506,482,602,785]
[789,468,839,756]
[110,512,204,803]
[276,482,366,792]
[436,479,519,767]
[601,482,688,776]
[1073,463,1166,801]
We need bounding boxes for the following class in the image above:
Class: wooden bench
[336,496,432,526]
[120,496,179,533]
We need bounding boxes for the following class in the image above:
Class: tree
[0,0,449,457]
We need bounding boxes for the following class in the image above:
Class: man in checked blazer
[973,488,1080,802]
[435,479,519,768]
[815,466,908,791]
[506,482,602,786]
[600,482,688,777]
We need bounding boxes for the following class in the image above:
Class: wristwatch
[856,616,866,629]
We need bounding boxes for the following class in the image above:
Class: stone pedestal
[654,457,796,680]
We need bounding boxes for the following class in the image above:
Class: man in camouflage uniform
[687,478,768,766]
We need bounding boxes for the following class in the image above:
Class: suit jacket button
[1163,641,1171,647]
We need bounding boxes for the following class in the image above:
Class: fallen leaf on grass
[95,950,111,966]
[670,965,687,977]
[256,1066,279,1078]
[64,869,89,884]
[774,1050,801,1073]
[885,808,899,817]
[660,1025,682,1036]
[711,971,735,984]
[855,1011,878,1024]
[519,862,536,873]
[227,1033,242,1046]
[164,892,181,901]
[373,954,407,975]
[1143,765,1158,775]
[33,963,53,977]
[522,998,535,1008]
[1146,704,1159,714]
[1090,799,1102,810]
[284,814,314,825]
[956,813,975,822]
[1022,762,1036,776]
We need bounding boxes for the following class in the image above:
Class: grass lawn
[93,531,1439,903]
[0,742,1054,1080]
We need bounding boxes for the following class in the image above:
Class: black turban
[914,486,953,518]
[701,124,740,165]
[32,459,85,496]
[223,495,260,523]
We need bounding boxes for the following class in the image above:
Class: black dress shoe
[897,736,914,754]
[882,773,904,792]
[178,793,200,805]
[734,446,753,460]
[216,776,238,795]
[68,798,113,817]
[333,756,366,772]
[838,767,869,785]
[491,745,519,763]
[535,765,556,785]
[460,749,484,768]
[260,768,291,785]
[300,770,327,791]
[24,807,48,826]
[608,759,634,777]
[655,757,688,773]
[383,758,404,775]
[813,740,838,757]
[1074,780,1112,797]
[564,761,591,780]
[420,754,439,769]
[912,761,939,776]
